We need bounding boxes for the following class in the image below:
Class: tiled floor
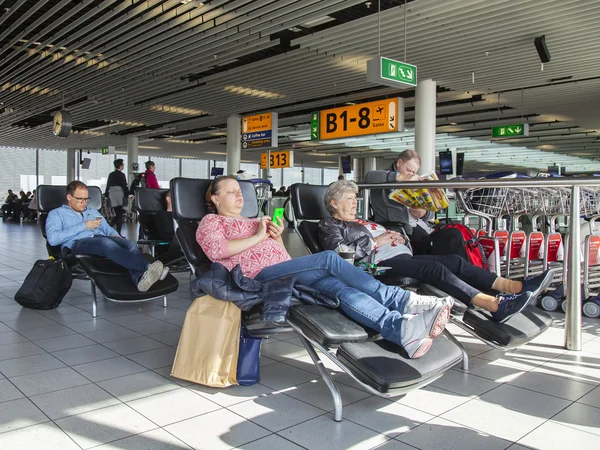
[0,221,599,449]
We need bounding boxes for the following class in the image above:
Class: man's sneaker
[159,266,170,281]
[522,269,555,306]
[491,291,534,323]
[403,292,447,315]
[400,301,451,359]
[137,261,164,292]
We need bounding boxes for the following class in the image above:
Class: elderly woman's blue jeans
[254,250,410,345]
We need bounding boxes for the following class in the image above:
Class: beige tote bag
[171,295,241,387]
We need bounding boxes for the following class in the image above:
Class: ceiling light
[301,16,336,28]
[223,85,284,99]
[205,151,227,155]
[105,120,146,127]
[181,0,192,4]
[72,130,105,136]
[166,139,205,144]
[288,27,302,32]
[151,105,205,115]
[449,122,458,126]
[139,145,162,149]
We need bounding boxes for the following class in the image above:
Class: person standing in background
[105,158,129,235]
[144,161,160,189]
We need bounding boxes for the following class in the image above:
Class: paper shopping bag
[171,295,241,388]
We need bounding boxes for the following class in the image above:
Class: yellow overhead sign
[242,113,272,133]
[316,99,399,140]
[260,150,293,169]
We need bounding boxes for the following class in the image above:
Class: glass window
[181,159,209,179]
[323,169,340,185]
[39,149,67,187]
[240,163,259,179]
[282,167,303,187]
[81,152,113,191]
[0,147,36,193]
[152,157,179,188]
[268,168,282,188]
[303,167,322,185]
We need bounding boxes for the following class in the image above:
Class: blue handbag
[236,323,262,386]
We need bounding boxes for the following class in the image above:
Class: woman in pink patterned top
[196,176,454,359]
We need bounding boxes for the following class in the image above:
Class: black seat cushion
[463,307,553,347]
[289,305,369,346]
[375,274,422,288]
[337,336,463,393]
[79,258,179,300]
[298,221,324,254]
[78,257,129,276]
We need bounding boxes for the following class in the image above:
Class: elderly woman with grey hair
[319,180,555,323]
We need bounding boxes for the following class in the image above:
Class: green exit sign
[101,146,109,155]
[367,57,417,88]
[492,124,529,138]
[310,111,319,141]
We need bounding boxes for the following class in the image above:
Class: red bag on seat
[426,224,488,270]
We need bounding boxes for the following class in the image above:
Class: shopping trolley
[457,185,600,311]
[249,179,272,215]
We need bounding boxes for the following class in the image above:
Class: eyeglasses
[72,196,91,203]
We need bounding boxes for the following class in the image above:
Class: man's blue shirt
[46,205,119,249]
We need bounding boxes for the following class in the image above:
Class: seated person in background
[154,190,174,241]
[364,150,433,252]
[25,192,37,222]
[153,190,182,264]
[46,181,167,292]
[274,186,288,197]
[196,176,455,359]
[318,180,555,323]
[1,189,17,218]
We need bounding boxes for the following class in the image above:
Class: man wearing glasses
[46,181,167,292]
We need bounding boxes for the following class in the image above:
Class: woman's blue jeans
[254,251,410,345]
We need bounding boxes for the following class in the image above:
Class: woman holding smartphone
[195,176,454,359]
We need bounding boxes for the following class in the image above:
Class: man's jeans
[254,250,410,346]
[71,236,149,284]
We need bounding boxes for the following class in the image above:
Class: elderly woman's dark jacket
[318,217,375,262]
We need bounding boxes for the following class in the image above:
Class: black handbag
[236,323,262,385]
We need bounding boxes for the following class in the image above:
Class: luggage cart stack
[249,179,272,216]
[457,185,600,317]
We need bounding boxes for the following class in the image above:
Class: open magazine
[388,172,449,212]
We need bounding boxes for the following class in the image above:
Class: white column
[449,148,457,179]
[127,136,139,183]
[352,157,362,182]
[415,79,437,175]
[226,114,241,176]
[363,156,377,174]
[66,149,76,182]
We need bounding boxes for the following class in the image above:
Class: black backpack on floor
[15,259,73,310]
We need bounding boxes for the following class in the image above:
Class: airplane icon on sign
[376,106,384,114]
